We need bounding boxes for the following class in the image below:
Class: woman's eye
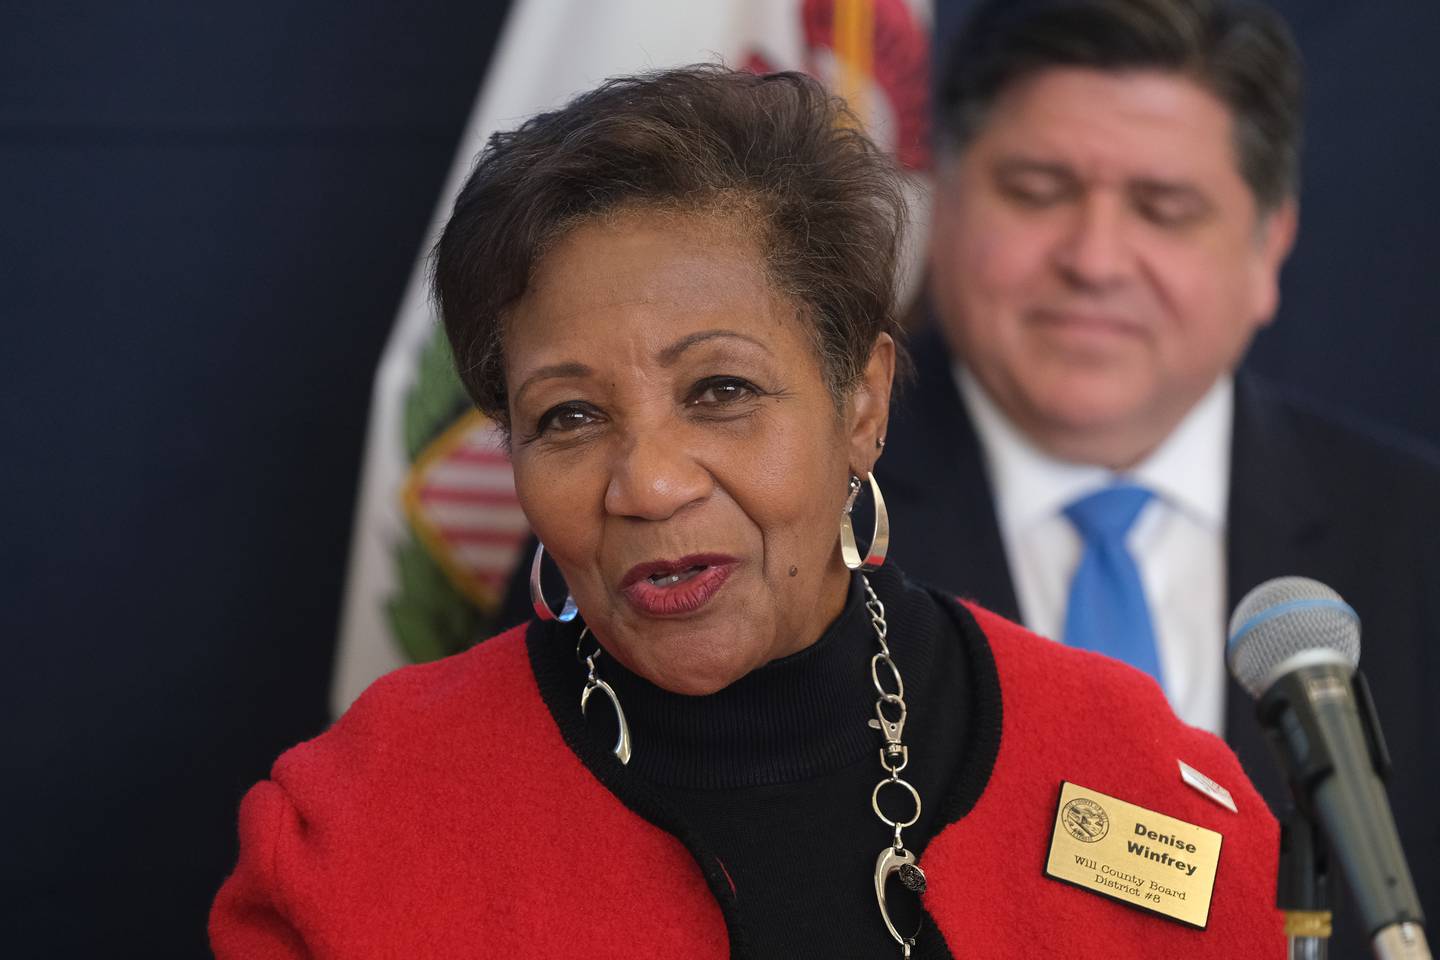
[536,403,600,435]
[689,377,759,407]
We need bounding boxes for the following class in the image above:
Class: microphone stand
[1279,809,1331,960]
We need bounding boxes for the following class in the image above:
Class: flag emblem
[401,410,528,610]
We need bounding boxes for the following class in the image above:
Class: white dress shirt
[956,367,1233,733]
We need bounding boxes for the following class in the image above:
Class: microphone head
[1227,576,1361,699]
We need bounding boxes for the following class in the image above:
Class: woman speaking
[212,66,1284,958]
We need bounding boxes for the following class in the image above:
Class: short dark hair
[936,0,1303,211]
[434,64,907,430]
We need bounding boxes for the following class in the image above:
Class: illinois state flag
[333,0,933,715]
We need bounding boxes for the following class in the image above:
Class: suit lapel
[878,328,1021,622]
[1223,372,1332,803]
[1225,374,1330,600]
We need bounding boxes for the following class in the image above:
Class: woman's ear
[847,333,896,476]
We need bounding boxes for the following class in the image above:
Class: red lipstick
[619,554,738,617]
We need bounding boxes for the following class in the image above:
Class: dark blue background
[2,2,1435,956]
[1,2,508,956]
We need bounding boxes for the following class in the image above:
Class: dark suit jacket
[880,328,1440,951]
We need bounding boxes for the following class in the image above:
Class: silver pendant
[580,677,632,765]
[875,845,926,952]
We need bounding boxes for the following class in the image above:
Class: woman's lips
[619,554,738,617]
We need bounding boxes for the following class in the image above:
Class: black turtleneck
[526,565,999,960]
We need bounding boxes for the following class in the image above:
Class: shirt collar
[955,365,1233,532]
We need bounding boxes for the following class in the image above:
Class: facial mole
[788,565,798,577]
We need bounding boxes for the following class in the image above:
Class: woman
[212,66,1283,958]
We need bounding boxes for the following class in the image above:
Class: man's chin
[1015,386,1161,466]
[1027,379,1147,425]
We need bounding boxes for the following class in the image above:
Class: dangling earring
[840,472,890,571]
[531,545,630,762]
[529,542,578,622]
[577,627,632,764]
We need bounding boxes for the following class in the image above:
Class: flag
[332,0,934,715]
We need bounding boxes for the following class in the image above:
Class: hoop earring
[840,472,890,571]
[530,542,578,622]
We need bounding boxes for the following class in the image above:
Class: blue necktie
[1062,485,1164,686]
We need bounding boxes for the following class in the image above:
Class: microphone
[1228,576,1429,960]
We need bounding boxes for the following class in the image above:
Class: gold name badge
[1045,781,1223,928]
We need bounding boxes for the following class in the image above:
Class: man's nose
[603,430,712,521]
[1053,193,1132,291]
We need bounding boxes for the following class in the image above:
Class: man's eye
[997,172,1072,208]
[689,377,759,407]
[1134,188,1209,228]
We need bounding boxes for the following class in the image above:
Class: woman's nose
[603,431,712,521]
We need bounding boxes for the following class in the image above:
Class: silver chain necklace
[574,577,926,954]
[863,575,928,958]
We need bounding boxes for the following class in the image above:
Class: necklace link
[871,652,905,700]
[872,777,923,830]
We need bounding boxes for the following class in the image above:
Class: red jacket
[212,606,1284,957]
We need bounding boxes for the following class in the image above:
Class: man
[880,0,1438,951]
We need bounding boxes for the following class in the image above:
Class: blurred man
[880,0,1438,951]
